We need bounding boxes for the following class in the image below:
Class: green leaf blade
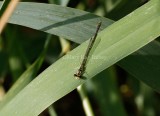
[6,2,113,43]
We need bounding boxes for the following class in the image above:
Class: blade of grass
[48,105,57,116]
[0,0,159,115]
[0,35,51,108]
[77,85,94,116]
[0,2,114,43]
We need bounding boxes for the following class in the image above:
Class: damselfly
[74,22,102,79]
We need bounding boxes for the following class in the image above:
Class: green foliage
[0,0,160,116]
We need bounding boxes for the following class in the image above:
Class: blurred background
[1,0,160,116]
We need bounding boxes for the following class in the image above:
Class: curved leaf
[6,2,113,43]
